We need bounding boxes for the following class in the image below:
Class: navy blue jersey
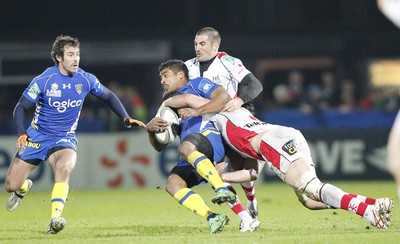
[177,77,219,141]
[23,66,104,136]
[176,77,225,166]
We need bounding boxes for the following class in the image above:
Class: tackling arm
[164,94,209,109]
[176,87,230,119]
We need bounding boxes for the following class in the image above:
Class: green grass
[1,181,399,243]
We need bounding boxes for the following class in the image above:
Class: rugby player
[165,92,394,229]
[5,35,146,234]
[185,27,263,226]
[147,60,259,233]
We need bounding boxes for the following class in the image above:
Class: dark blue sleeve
[97,86,129,119]
[13,96,35,135]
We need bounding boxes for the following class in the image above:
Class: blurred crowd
[80,82,149,132]
[1,72,399,134]
[262,70,400,115]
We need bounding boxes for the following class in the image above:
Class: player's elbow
[249,169,258,181]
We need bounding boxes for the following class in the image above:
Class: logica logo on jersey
[48,97,83,113]
[282,139,299,156]
[46,83,61,97]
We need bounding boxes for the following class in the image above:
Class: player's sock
[224,184,252,221]
[320,184,369,218]
[173,188,213,219]
[241,181,256,202]
[347,193,376,204]
[19,179,30,194]
[51,182,69,218]
[227,200,253,222]
[187,151,225,190]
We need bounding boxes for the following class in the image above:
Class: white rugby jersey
[185,52,251,99]
[213,108,269,160]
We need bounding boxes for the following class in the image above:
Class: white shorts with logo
[259,125,314,180]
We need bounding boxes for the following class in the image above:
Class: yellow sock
[173,188,213,219]
[51,182,69,218]
[187,151,225,190]
[19,179,30,193]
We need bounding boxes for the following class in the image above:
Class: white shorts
[260,125,313,180]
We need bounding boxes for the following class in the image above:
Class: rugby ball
[155,107,179,144]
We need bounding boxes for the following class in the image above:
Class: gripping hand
[16,133,29,149]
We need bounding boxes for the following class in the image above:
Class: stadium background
[0,0,399,190]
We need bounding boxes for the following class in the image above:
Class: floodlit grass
[0,181,399,243]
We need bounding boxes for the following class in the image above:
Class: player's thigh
[181,130,225,162]
[5,157,37,191]
[202,129,225,162]
[227,150,248,172]
[169,165,204,189]
[166,173,189,195]
[48,148,77,177]
[260,125,306,175]
[285,158,316,188]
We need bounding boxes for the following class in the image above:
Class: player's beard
[67,65,78,77]
[67,70,76,77]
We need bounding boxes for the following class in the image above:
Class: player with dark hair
[164,94,394,229]
[185,27,263,224]
[5,35,146,234]
[146,59,259,233]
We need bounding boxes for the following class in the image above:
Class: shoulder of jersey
[217,52,229,59]
[185,58,197,66]
[217,52,239,63]
[33,67,58,82]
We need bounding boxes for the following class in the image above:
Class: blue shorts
[176,127,225,167]
[170,127,225,187]
[15,126,78,166]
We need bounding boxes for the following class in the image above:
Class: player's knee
[296,171,322,201]
[5,179,18,192]
[4,180,12,192]
[165,178,178,196]
[165,184,173,196]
